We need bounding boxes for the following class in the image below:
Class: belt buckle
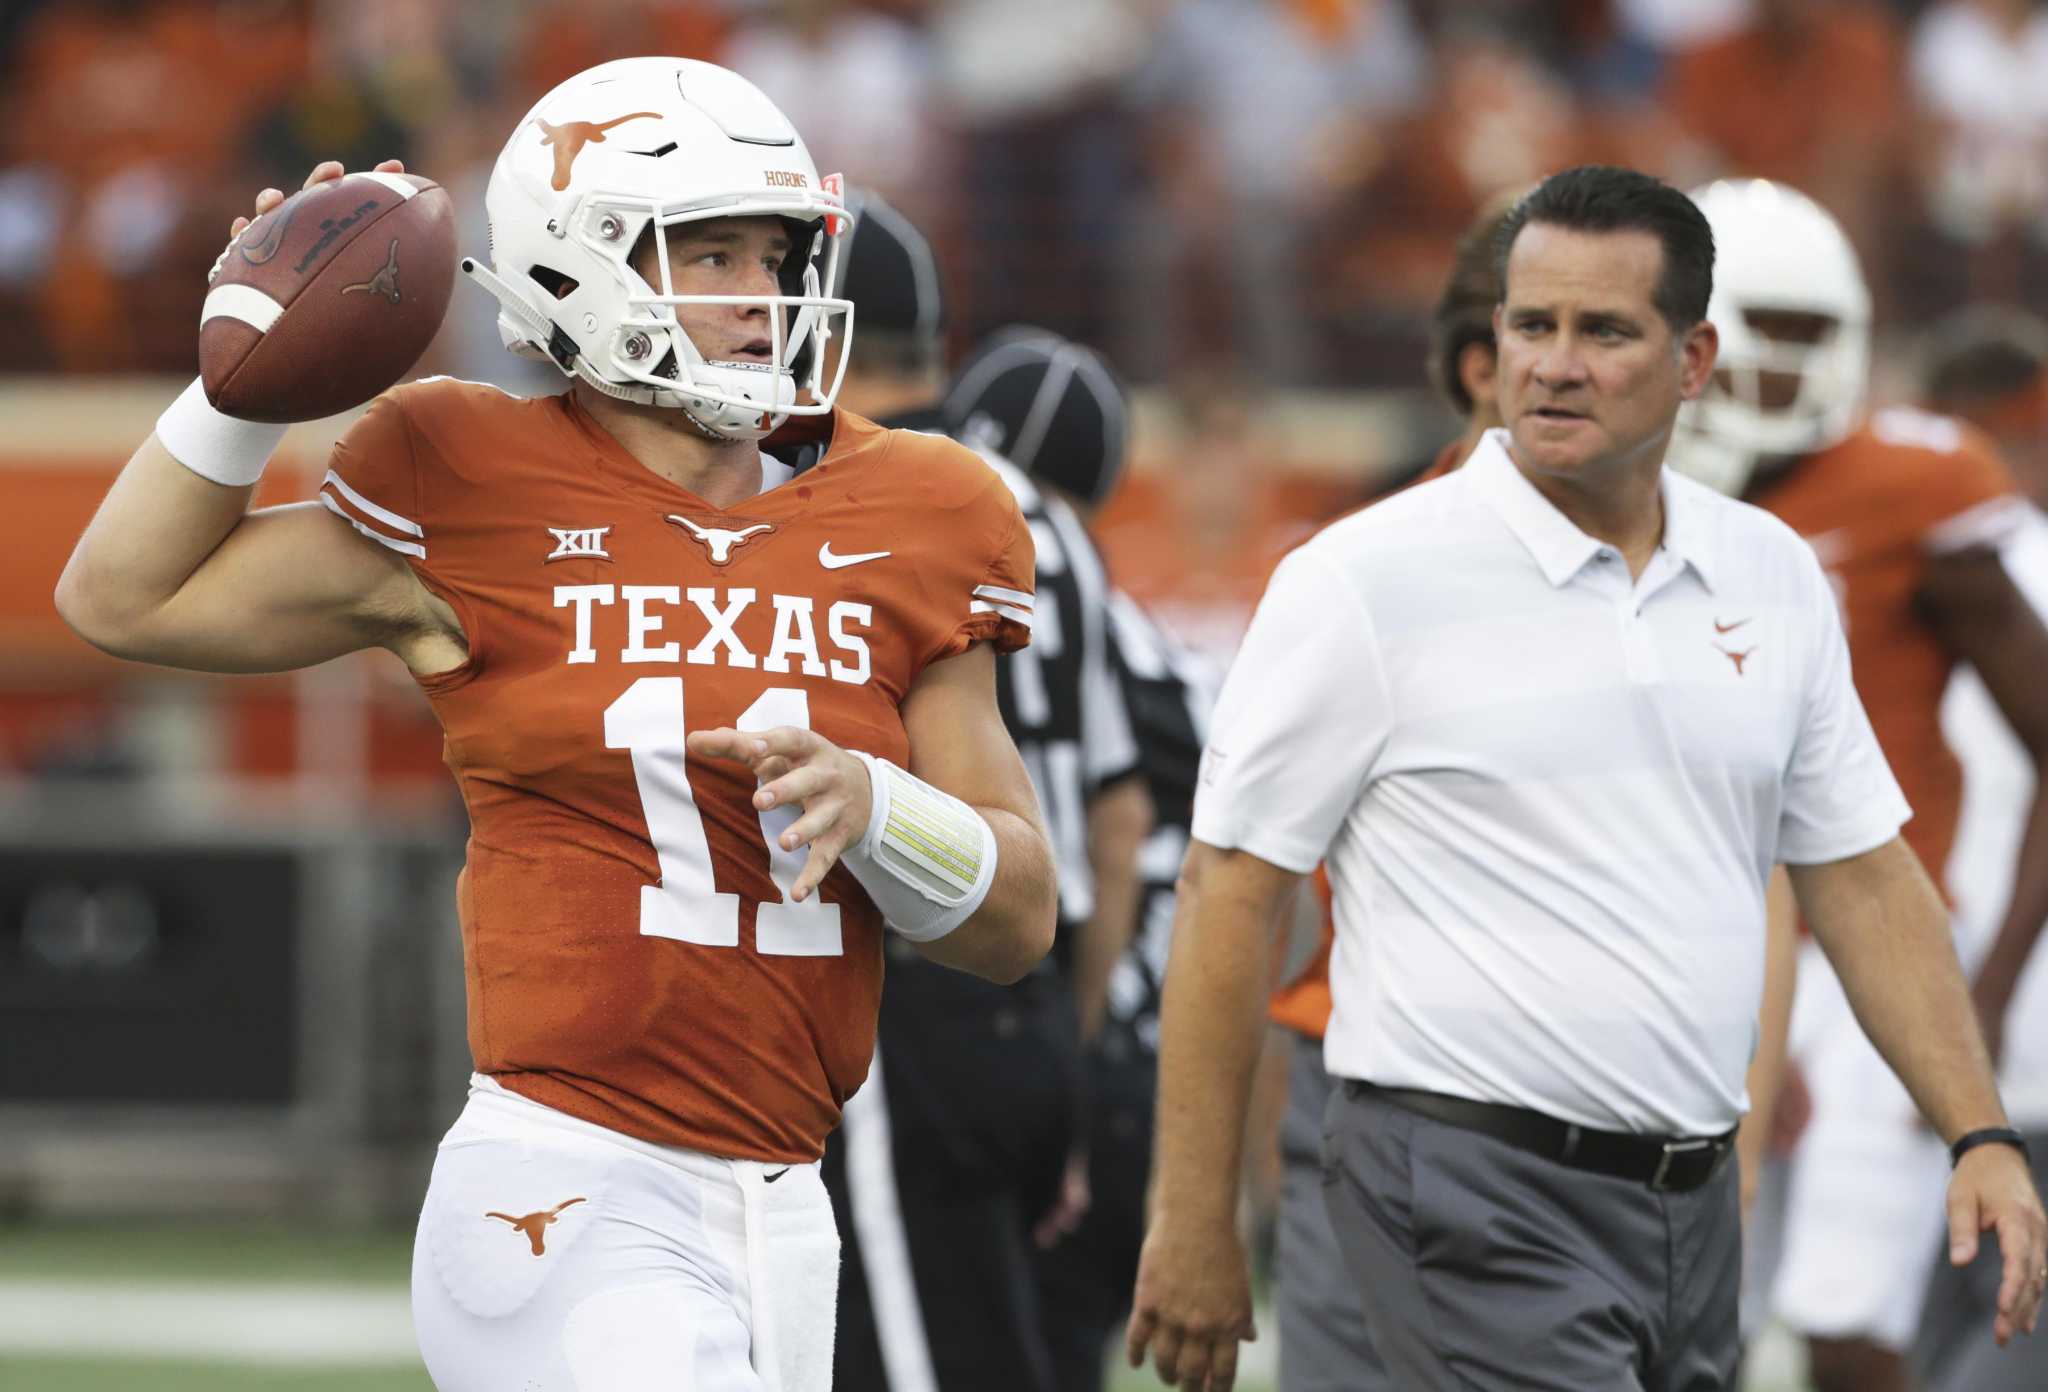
[1650,1138,1713,1192]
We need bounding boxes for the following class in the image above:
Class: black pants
[1033,1028,1157,1392]
[825,960,1080,1392]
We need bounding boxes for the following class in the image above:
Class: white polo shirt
[1192,430,1909,1136]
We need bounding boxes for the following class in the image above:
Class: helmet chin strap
[464,256,789,441]
[568,356,770,441]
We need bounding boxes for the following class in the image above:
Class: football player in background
[815,195,1149,1392]
[939,330,1209,1392]
[1672,179,2048,1392]
[1914,307,2048,1392]
[55,60,1059,1392]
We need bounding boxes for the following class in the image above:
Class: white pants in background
[1769,941,1952,1350]
[411,1075,840,1392]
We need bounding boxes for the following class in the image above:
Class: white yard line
[0,1280,416,1365]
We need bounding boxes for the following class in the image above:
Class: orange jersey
[319,380,1033,1163]
[1751,408,2021,885]
[1268,439,1469,1040]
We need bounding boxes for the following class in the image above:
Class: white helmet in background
[464,57,855,441]
[1672,179,1871,494]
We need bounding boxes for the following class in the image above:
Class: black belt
[1344,1081,1736,1193]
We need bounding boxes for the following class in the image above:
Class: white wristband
[155,378,287,488]
[843,751,999,942]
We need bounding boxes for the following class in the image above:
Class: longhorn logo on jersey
[668,515,774,564]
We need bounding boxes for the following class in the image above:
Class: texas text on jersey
[319,377,1034,1163]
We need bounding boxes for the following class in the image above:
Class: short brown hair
[1429,194,1520,419]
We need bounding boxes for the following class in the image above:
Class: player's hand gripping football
[225,158,407,242]
[688,726,873,901]
[212,158,408,284]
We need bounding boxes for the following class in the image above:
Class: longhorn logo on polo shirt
[534,112,663,191]
[483,1197,586,1256]
[1716,645,1757,676]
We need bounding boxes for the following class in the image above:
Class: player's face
[1495,224,1716,480]
[633,215,793,365]
[1719,307,1832,411]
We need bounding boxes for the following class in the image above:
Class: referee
[1126,165,2048,1391]
[816,193,1148,1392]
[941,331,1212,1391]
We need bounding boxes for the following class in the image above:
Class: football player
[1671,179,2048,1392]
[1914,307,2048,1392]
[55,59,1059,1392]
[813,196,1146,1392]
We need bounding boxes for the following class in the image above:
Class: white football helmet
[1672,179,1871,494]
[463,57,855,441]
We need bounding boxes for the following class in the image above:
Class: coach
[1126,165,2048,1391]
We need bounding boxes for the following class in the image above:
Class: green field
[0,1361,1269,1392]
[0,1219,417,1285]
[0,1361,435,1392]
[0,1219,1270,1391]
[0,1221,1810,1392]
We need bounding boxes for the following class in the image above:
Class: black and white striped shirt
[877,408,1139,944]
[1102,589,1212,1052]
[984,457,1140,933]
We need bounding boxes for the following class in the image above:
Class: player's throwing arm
[55,159,467,678]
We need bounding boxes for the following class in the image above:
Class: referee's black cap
[941,327,1130,508]
[825,188,944,346]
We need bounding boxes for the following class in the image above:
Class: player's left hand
[688,726,872,901]
[1946,1141,2048,1345]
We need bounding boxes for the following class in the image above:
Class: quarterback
[55,59,1058,1392]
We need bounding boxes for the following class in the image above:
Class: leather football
[200,172,456,423]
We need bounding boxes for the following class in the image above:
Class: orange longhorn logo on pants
[483,1197,587,1255]
[534,113,662,191]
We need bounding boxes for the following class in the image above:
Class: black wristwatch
[1950,1127,2032,1168]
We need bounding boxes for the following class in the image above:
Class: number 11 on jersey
[603,676,844,957]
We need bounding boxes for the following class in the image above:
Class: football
[199,171,457,423]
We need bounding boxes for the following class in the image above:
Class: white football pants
[1769,941,1951,1350]
[412,1075,840,1392]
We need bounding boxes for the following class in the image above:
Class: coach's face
[1495,224,1716,481]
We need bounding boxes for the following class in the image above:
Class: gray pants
[1913,1129,2048,1392]
[1322,1082,1743,1391]
[1275,1035,1385,1391]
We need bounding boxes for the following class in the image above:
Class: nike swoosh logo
[819,543,891,569]
[764,1167,791,1184]
[1713,618,1750,635]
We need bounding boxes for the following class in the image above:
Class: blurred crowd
[4,0,2048,391]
